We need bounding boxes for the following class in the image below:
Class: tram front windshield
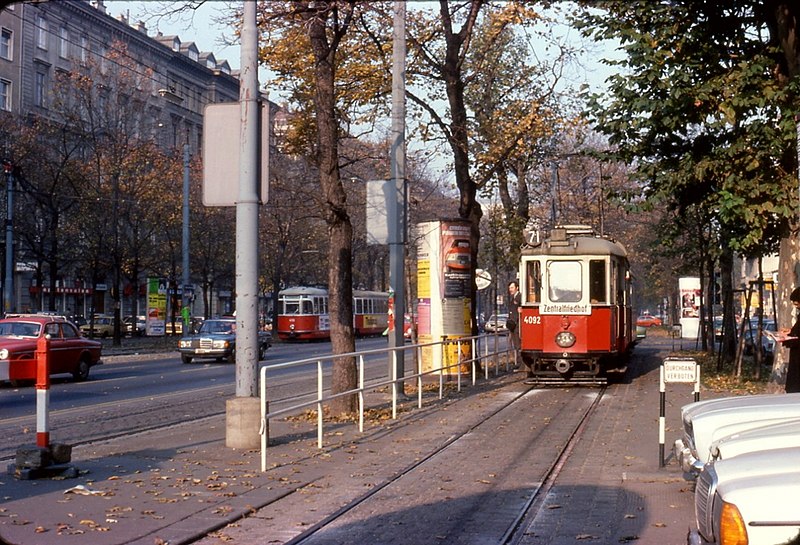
[547,261,583,303]
[283,299,313,315]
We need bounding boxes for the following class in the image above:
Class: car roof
[1,314,68,324]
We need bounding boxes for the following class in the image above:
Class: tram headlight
[0,348,7,360]
[555,331,576,348]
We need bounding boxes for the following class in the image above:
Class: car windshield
[199,320,235,334]
[0,322,41,337]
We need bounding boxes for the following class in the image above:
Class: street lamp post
[182,141,190,331]
[3,160,13,314]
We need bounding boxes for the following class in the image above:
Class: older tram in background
[276,287,389,341]
[518,224,634,385]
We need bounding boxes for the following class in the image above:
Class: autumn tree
[0,113,84,314]
[255,1,368,414]
[54,41,168,345]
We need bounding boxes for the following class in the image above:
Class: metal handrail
[259,333,515,472]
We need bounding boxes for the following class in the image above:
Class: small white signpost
[659,357,700,467]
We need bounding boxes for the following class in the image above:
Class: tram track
[503,385,607,545]
[213,384,608,545]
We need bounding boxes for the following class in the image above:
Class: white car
[689,446,800,545]
[673,393,800,475]
[708,418,800,463]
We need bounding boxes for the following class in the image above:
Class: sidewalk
[0,337,727,545]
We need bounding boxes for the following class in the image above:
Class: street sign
[658,357,700,467]
[475,269,491,290]
[202,102,270,206]
[663,358,699,383]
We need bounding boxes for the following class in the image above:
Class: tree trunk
[770,235,800,391]
[308,4,357,415]
[440,0,484,331]
[719,245,736,367]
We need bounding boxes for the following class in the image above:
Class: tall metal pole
[227,0,260,449]
[388,1,406,382]
[4,163,13,314]
[182,141,190,331]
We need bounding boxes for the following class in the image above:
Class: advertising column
[416,219,472,375]
[678,276,701,339]
[146,277,167,336]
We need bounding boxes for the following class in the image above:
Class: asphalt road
[0,337,401,460]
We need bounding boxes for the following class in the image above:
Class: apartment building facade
[0,0,245,321]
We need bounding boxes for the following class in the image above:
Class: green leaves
[574,0,800,259]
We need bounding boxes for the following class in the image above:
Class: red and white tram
[518,225,634,385]
[277,287,389,341]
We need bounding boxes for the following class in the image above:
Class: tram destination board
[663,358,698,383]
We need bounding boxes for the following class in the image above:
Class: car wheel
[227,351,236,364]
[181,354,193,364]
[72,358,91,381]
[258,344,266,361]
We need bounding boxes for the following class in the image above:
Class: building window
[0,28,12,60]
[59,26,69,58]
[36,15,47,50]
[81,35,88,63]
[0,79,10,111]
[35,72,46,107]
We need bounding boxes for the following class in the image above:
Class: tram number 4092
[522,315,541,325]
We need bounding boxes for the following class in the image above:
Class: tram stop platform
[0,335,728,545]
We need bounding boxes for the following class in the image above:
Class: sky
[106,1,622,183]
[107,1,621,94]
[107,1,241,68]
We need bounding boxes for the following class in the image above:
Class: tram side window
[355,299,363,314]
[526,261,541,303]
[303,300,314,314]
[589,260,607,303]
[547,261,582,302]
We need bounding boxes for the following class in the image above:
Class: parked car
[79,315,115,338]
[0,314,102,385]
[742,319,777,361]
[674,392,800,476]
[708,418,800,464]
[484,314,508,333]
[636,314,662,327]
[124,315,146,337]
[689,446,800,545]
[165,319,183,335]
[178,318,271,364]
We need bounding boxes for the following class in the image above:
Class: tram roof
[279,287,388,298]
[521,232,628,258]
[353,290,389,298]
[279,286,328,297]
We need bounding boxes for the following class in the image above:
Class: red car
[636,314,662,327]
[0,314,102,386]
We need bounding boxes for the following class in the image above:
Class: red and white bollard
[35,334,50,449]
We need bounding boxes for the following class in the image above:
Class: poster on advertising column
[146,277,167,336]
[416,219,473,375]
[679,276,701,339]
